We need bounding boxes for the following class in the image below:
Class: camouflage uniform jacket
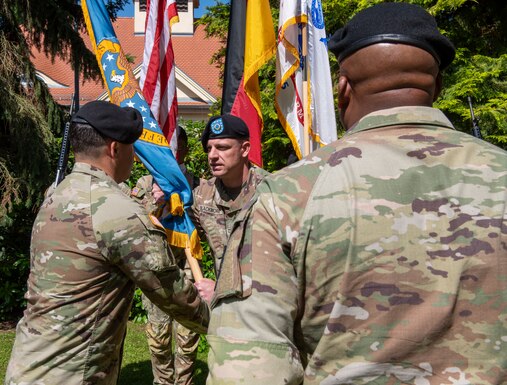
[5,163,209,385]
[130,174,158,211]
[190,165,269,272]
[207,106,507,385]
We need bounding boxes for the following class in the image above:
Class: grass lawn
[0,329,15,384]
[0,322,209,385]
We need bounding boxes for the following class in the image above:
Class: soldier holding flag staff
[5,101,209,385]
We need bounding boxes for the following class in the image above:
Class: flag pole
[151,214,203,281]
[301,22,310,157]
[185,247,203,282]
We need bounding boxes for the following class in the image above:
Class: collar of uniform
[346,106,455,136]
[215,165,257,205]
[72,162,118,186]
[242,165,259,192]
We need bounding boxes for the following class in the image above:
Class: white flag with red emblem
[275,0,337,159]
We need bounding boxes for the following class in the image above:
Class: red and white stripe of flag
[140,0,179,152]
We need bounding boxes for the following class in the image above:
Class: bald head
[338,44,442,129]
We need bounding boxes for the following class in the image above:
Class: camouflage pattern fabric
[207,106,507,385]
[130,174,160,213]
[133,173,201,385]
[172,322,200,384]
[5,163,208,385]
[142,290,200,385]
[118,181,133,196]
[189,165,269,272]
[140,255,201,385]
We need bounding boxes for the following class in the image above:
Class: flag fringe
[164,228,204,260]
[168,192,184,216]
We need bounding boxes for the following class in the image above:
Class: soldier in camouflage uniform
[206,4,507,385]
[5,101,209,385]
[131,127,202,385]
[190,114,269,279]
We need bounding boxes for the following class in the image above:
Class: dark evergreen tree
[0,0,127,320]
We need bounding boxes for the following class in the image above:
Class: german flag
[221,0,276,167]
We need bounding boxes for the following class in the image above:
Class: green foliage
[126,161,150,188]
[258,58,295,172]
[197,242,214,354]
[200,242,215,281]
[0,33,63,221]
[0,329,16,383]
[129,288,148,324]
[1,0,128,82]
[436,52,507,148]
[181,119,213,180]
[0,211,32,321]
[196,2,230,82]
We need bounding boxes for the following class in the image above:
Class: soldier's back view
[5,101,209,385]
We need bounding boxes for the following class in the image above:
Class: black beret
[71,100,143,144]
[328,2,455,70]
[201,114,250,152]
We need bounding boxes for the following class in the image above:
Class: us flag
[140,0,180,153]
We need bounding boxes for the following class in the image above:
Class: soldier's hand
[152,182,165,204]
[194,278,215,304]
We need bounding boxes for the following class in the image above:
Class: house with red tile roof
[31,0,222,122]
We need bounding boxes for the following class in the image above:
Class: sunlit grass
[0,322,208,385]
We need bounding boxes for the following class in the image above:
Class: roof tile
[31,17,222,107]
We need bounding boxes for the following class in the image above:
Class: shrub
[0,205,33,321]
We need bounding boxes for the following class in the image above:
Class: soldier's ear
[110,141,119,159]
[103,140,118,161]
[241,140,251,158]
[338,75,350,110]
[433,73,443,102]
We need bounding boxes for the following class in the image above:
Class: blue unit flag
[82,0,202,258]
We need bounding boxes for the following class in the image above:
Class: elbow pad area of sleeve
[148,269,209,334]
[206,335,304,385]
